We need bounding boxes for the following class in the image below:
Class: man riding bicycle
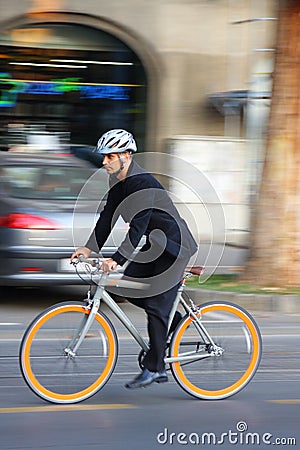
[71,129,198,389]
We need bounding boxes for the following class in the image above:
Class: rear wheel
[169,301,262,400]
[20,301,118,404]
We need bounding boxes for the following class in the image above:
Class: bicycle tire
[20,301,118,404]
[169,301,262,400]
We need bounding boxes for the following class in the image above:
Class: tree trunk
[242,0,300,286]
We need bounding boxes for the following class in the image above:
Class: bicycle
[19,257,262,404]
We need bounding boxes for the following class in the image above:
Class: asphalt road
[0,287,300,450]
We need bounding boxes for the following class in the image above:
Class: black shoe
[125,369,168,389]
[155,371,168,383]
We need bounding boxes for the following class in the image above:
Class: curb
[186,288,300,314]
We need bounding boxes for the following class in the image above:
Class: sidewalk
[186,287,300,314]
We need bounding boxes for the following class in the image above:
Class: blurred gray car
[0,152,128,286]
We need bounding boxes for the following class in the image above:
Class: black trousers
[123,247,188,372]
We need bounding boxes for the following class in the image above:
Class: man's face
[102,153,122,174]
[102,152,130,175]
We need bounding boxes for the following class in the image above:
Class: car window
[0,165,108,201]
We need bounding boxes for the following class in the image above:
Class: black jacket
[86,160,198,265]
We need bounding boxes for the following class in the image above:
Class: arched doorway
[0,17,150,152]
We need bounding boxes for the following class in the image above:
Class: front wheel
[20,301,118,404]
[169,301,262,400]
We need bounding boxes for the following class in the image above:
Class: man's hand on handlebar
[70,249,117,274]
[70,247,92,262]
[101,258,118,274]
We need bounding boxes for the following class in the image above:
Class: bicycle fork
[64,290,101,358]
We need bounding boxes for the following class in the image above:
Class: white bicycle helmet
[95,129,137,155]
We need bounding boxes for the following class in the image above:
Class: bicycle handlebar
[72,255,150,290]
[72,255,121,274]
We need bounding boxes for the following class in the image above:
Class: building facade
[0,0,278,153]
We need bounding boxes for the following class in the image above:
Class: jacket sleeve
[112,207,152,265]
[85,187,118,253]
